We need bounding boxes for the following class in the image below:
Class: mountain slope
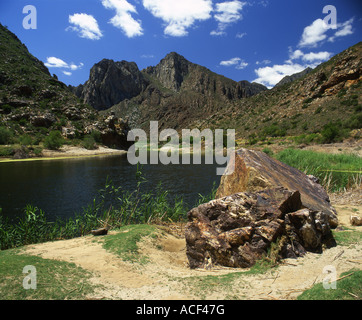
[199,42,361,143]
[0,24,131,152]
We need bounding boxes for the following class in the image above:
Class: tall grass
[0,166,217,250]
[275,148,362,192]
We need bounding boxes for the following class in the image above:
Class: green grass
[333,229,362,246]
[297,270,362,300]
[0,248,98,300]
[275,148,362,191]
[102,224,158,263]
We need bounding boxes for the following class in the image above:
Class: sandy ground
[41,145,127,158]
[0,145,127,163]
[23,192,362,300]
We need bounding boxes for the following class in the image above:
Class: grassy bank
[275,148,362,192]
[0,248,97,300]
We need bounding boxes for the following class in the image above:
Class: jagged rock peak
[144,52,191,92]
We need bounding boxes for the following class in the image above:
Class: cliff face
[76,59,149,111]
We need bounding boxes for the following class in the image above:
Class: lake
[0,154,221,222]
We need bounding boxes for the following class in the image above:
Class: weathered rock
[185,187,336,269]
[216,148,338,228]
[75,59,149,111]
[350,215,362,226]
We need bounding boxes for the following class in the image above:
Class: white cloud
[68,13,103,40]
[220,57,248,69]
[329,18,354,42]
[102,0,143,37]
[44,57,84,76]
[299,18,328,48]
[301,51,332,62]
[288,48,332,63]
[289,49,304,60]
[211,1,246,36]
[254,63,306,88]
[143,0,213,37]
[220,57,241,66]
[299,17,354,47]
[44,57,69,69]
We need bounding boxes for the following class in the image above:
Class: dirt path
[23,200,362,300]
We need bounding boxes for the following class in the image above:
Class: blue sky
[0,0,360,88]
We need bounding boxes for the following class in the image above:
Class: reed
[0,165,216,250]
[275,148,362,192]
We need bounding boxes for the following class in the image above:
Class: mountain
[73,52,268,130]
[0,24,131,152]
[275,67,313,88]
[200,42,361,143]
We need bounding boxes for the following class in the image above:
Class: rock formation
[185,187,337,269]
[216,148,338,228]
[76,59,149,111]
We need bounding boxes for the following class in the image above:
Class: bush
[44,131,64,150]
[0,127,12,145]
[18,134,32,146]
[321,122,346,144]
[82,135,97,150]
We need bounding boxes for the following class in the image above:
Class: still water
[0,154,221,222]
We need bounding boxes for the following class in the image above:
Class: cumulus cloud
[143,0,213,37]
[102,0,143,37]
[299,17,354,47]
[299,18,328,48]
[211,1,246,36]
[220,57,248,69]
[67,13,103,40]
[254,63,306,88]
[254,48,332,88]
[44,57,69,69]
[44,57,84,76]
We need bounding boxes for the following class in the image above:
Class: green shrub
[90,130,102,143]
[82,135,97,150]
[18,134,32,146]
[320,122,348,144]
[0,126,12,145]
[44,131,64,150]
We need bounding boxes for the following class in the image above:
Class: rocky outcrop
[216,148,338,228]
[185,187,337,269]
[75,59,149,111]
[85,113,132,149]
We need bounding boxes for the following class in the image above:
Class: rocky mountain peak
[144,52,191,92]
[78,59,148,111]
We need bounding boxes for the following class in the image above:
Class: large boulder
[216,148,338,228]
[185,187,336,269]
